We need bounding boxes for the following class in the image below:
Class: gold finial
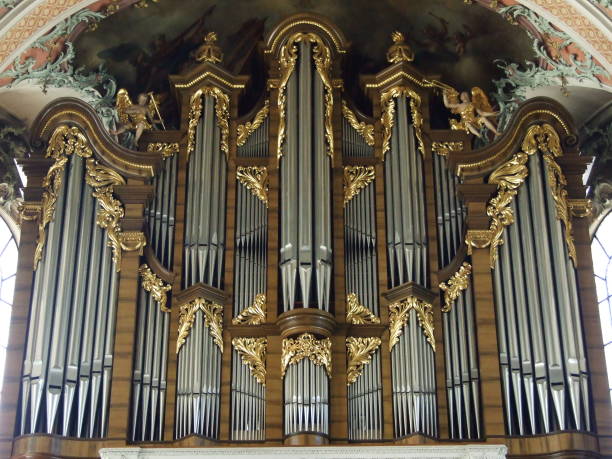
[195,31,223,64]
[386,31,414,63]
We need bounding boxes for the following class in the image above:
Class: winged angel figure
[110,89,164,144]
[443,87,500,139]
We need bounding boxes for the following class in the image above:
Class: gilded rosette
[343,166,375,206]
[281,332,332,378]
[232,337,267,385]
[346,293,380,324]
[139,263,172,312]
[439,262,472,313]
[176,298,223,353]
[346,337,381,385]
[232,293,267,325]
[388,296,435,351]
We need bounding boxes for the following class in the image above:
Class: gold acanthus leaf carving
[34,126,93,269]
[237,100,269,147]
[232,337,267,385]
[341,101,374,146]
[146,142,179,158]
[176,298,223,354]
[346,293,380,324]
[277,32,334,160]
[139,263,172,312]
[281,333,332,378]
[432,141,463,157]
[381,86,425,159]
[232,293,266,325]
[389,296,435,352]
[346,337,381,385]
[236,166,268,206]
[439,262,472,313]
[343,166,375,206]
[186,86,230,159]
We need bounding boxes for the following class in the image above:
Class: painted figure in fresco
[110,89,164,144]
[443,87,500,138]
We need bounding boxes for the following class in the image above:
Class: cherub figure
[110,89,164,144]
[443,87,500,138]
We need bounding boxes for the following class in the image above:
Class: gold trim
[432,141,463,157]
[139,263,172,312]
[389,296,435,351]
[236,166,268,206]
[346,292,380,324]
[346,337,381,385]
[281,332,332,378]
[343,166,375,207]
[365,72,448,90]
[174,72,246,90]
[265,20,346,54]
[186,87,230,159]
[381,86,424,158]
[232,337,267,385]
[232,293,267,325]
[237,100,269,147]
[569,199,593,218]
[146,142,179,158]
[176,297,223,353]
[341,101,374,146]
[439,262,472,313]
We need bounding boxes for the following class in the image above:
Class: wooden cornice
[448,96,579,180]
[173,282,227,306]
[29,98,163,179]
[437,244,469,284]
[143,245,175,285]
[382,281,437,305]
[276,308,336,338]
[361,62,437,100]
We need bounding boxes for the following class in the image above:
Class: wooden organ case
[1,13,611,459]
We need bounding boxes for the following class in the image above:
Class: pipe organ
[3,13,611,459]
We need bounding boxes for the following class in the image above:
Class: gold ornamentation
[381,86,424,158]
[569,199,593,218]
[232,293,267,325]
[265,20,346,55]
[432,141,463,157]
[19,202,41,222]
[232,337,267,385]
[34,126,93,269]
[346,337,381,385]
[341,101,374,146]
[389,296,435,351]
[187,87,230,159]
[386,31,414,63]
[439,262,472,313]
[281,333,332,378]
[343,166,375,206]
[346,292,380,324]
[147,142,179,158]
[236,166,268,206]
[237,100,269,146]
[174,73,246,90]
[277,32,334,160]
[443,87,499,139]
[176,298,223,353]
[139,263,172,312]
[194,31,223,64]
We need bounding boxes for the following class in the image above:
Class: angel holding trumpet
[110,89,165,144]
[442,87,500,139]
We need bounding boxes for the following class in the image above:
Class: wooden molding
[276,308,337,338]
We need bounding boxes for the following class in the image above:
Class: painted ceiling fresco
[74,0,535,112]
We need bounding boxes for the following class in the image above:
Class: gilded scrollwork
[232,293,267,325]
[281,332,332,378]
[431,141,463,157]
[277,32,334,160]
[388,296,435,352]
[439,262,472,313]
[346,292,380,324]
[139,263,172,312]
[341,101,374,146]
[381,86,425,159]
[237,100,269,147]
[346,337,381,385]
[176,297,223,353]
[569,198,593,218]
[146,142,179,158]
[236,166,268,206]
[343,166,375,206]
[232,337,267,385]
[186,86,230,159]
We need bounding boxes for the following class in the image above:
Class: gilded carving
[389,296,435,351]
[346,292,380,324]
[146,142,179,158]
[281,333,332,378]
[232,337,267,385]
[236,166,268,206]
[346,337,381,385]
[431,141,463,157]
[232,293,267,325]
[237,100,269,146]
[176,298,223,353]
[386,31,414,63]
[139,263,172,312]
[194,31,223,64]
[439,262,472,313]
[569,198,593,218]
[341,101,374,146]
[381,86,425,159]
[186,86,230,159]
[343,166,375,206]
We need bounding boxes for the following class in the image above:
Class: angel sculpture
[110,89,165,144]
[443,87,500,139]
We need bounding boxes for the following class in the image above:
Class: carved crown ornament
[281,333,332,378]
